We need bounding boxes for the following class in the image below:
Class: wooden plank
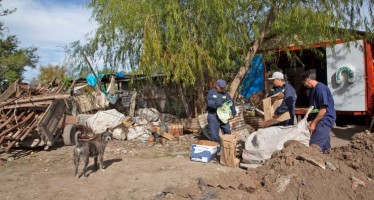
[37,100,65,146]
[0,80,19,102]
[0,112,35,136]
[1,101,52,109]
[0,93,70,108]
[0,115,15,130]
[262,97,272,121]
[259,112,290,128]
[129,90,137,117]
[65,115,80,124]
[156,127,174,140]
[271,99,283,112]
[159,132,174,140]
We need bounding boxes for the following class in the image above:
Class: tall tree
[74,0,373,114]
[38,64,66,84]
[0,1,38,87]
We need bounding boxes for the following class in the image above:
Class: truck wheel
[63,124,76,146]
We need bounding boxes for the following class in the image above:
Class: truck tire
[63,124,76,146]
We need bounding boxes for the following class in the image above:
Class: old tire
[63,124,76,146]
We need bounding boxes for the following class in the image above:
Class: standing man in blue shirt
[301,70,336,153]
[268,72,297,126]
[206,79,237,143]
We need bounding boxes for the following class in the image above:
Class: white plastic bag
[217,100,233,123]
[243,107,313,168]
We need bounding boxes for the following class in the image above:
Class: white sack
[127,126,152,140]
[86,109,126,134]
[136,108,160,122]
[243,107,313,168]
[133,116,149,125]
[112,128,127,141]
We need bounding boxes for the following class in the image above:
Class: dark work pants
[309,121,331,153]
[207,113,231,143]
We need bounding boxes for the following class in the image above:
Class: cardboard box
[219,135,240,167]
[260,92,290,127]
[197,140,219,146]
[190,140,219,163]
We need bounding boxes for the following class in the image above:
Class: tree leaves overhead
[76,0,373,88]
[0,1,38,85]
[0,33,38,84]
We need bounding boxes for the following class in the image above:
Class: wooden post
[219,134,240,167]
[0,79,19,102]
[129,89,137,117]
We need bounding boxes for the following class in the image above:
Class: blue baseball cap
[216,79,227,88]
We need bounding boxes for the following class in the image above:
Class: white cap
[268,72,284,80]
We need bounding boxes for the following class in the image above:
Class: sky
[2,0,97,82]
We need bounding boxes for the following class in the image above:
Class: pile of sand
[156,135,374,199]
[330,132,374,179]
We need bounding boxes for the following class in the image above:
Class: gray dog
[73,128,113,179]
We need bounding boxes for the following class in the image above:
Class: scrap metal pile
[0,79,74,152]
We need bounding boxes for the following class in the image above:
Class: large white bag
[86,109,126,133]
[136,108,160,122]
[242,107,313,167]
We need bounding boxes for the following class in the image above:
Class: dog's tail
[75,130,82,146]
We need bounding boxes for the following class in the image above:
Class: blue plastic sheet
[240,54,265,99]
[115,72,125,78]
[86,74,97,87]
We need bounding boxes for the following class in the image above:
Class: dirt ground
[0,124,372,200]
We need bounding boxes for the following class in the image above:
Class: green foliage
[0,2,38,85]
[62,77,72,90]
[38,64,66,84]
[0,34,38,83]
[71,0,373,90]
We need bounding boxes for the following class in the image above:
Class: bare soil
[0,134,242,200]
[1,125,373,200]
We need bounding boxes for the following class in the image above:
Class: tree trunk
[228,4,276,98]
[229,39,262,98]
[177,85,191,118]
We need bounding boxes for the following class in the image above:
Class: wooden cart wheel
[63,124,76,146]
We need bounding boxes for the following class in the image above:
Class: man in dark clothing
[206,79,237,143]
[268,72,297,126]
[301,70,336,153]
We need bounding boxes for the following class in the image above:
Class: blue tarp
[115,72,125,78]
[86,74,97,87]
[240,54,265,98]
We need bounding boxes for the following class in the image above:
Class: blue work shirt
[268,86,283,97]
[206,88,237,117]
[309,82,336,128]
[269,82,297,125]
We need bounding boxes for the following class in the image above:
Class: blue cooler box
[190,143,219,163]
